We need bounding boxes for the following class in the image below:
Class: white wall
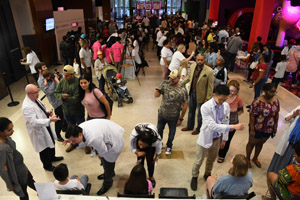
[53,9,85,61]
[9,0,35,48]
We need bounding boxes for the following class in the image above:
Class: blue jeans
[116,87,131,98]
[98,75,106,92]
[63,113,85,126]
[157,114,178,148]
[187,92,203,131]
[254,76,267,99]
[70,175,89,189]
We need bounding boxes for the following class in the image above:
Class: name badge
[222,116,229,124]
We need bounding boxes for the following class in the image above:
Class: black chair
[117,192,155,198]
[56,183,91,195]
[214,191,256,199]
[158,188,196,199]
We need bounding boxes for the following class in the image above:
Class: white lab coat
[78,119,124,162]
[197,98,230,148]
[22,96,56,153]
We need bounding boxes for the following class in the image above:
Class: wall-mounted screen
[46,18,55,31]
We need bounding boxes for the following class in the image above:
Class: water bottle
[245,51,248,56]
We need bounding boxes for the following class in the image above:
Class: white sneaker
[165,147,172,155]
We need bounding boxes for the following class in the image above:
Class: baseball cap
[70,35,75,38]
[80,33,86,39]
[63,65,74,74]
[168,70,180,79]
[116,73,122,79]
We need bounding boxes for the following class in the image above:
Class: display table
[235,52,249,69]
[121,59,136,79]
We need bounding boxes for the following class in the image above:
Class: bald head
[25,84,39,100]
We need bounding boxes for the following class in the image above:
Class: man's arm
[54,81,63,100]
[177,102,188,126]
[206,69,214,100]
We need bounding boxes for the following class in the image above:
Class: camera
[50,69,62,81]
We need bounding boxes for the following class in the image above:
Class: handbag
[73,63,80,74]
[92,89,113,117]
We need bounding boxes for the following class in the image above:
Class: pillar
[208,0,220,21]
[248,0,276,51]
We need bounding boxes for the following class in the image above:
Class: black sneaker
[203,173,211,181]
[190,177,198,191]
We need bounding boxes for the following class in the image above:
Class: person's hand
[293,109,300,117]
[3,165,8,172]
[250,129,255,136]
[44,79,48,86]
[249,83,254,88]
[220,141,226,149]
[50,115,60,122]
[191,51,195,56]
[136,151,146,157]
[165,64,169,68]
[62,139,70,146]
[8,186,14,191]
[62,94,69,99]
[177,119,182,126]
[106,115,111,120]
[48,110,53,117]
[235,123,246,130]
[86,68,90,73]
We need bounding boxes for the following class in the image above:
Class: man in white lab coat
[22,84,63,171]
[65,119,124,195]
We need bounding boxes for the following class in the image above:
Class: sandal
[252,159,261,168]
[217,157,224,163]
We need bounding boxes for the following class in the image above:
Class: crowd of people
[1,13,300,200]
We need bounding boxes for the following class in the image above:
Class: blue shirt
[205,52,218,67]
[212,98,230,138]
[213,172,253,198]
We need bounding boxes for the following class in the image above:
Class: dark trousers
[284,71,297,85]
[247,68,254,81]
[157,46,162,60]
[63,57,73,65]
[20,171,36,200]
[254,76,267,99]
[272,77,282,89]
[102,158,115,189]
[98,75,106,92]
[218,130,236,159]
[63,113,85,126]
[54,105,67,138]
[39,147,55,169]
[226,52,237,72]
[187,92,203,131]
[137,147,156,178]
[157,114,178,148]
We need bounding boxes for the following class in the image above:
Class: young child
[53,163,88,191]
[115,73,132,103]
[272,55,287,88]
[124,164,153,195]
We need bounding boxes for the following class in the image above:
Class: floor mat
[160,150,184,159]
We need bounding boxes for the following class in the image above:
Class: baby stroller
[102,65,133,107]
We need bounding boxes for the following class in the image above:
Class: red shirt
[251,63,267,80]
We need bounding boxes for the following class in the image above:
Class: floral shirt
[250,98,280,133]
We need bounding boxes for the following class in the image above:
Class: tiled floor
[0,48,299,200]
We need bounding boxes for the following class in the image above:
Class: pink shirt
[103,46,112,63]
[92,41,102,60]
[111,42,124,62]
[81,89,105,118]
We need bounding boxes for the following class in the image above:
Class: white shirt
[175,27,184,35]
[156,31,163,42]
[132,49,141,64]
[79,48,92,68]
[218,30,229,43]
[158,35,167,47]
[274,61,287,78]
[160,47,173,65]
[197,98,230,148]
[54,179,84,191]
[77,119,124,162]
[133,40,139,52]
[26,51,40,74]
[281,45,296,57]
[142,17,150,26]
[169,51,185,71]
[94,58,108,79]
[130,123,162,155]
